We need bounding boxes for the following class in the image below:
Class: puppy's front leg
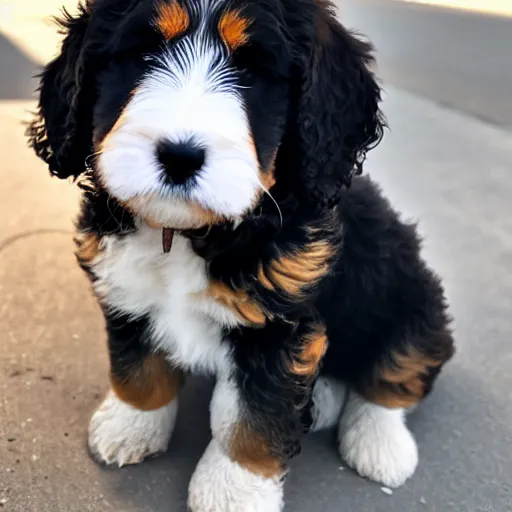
[188,320,326,512]
[88,311,184,467]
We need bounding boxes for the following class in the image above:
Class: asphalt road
[342,0,512,128]
[1,1,512,512]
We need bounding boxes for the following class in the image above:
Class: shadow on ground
[0,32,40,100]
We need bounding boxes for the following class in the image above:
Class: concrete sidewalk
[341,0,512,128]
[1,84,512,511]
[1,1,512,511]
[0,0,76,100]
[401,0,512,17]
[0,0,76,63]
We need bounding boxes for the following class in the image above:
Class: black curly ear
[292,3,384,208]
[27,5,93,179]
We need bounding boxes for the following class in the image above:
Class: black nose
[156,139,205,185]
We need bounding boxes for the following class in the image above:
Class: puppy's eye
[233,49,259,78]
[239,67,255,85]
[233,38,291,82]
[108,28,161,60]
[233,44,283,82]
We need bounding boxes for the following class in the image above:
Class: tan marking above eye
[218,10,250,50]
[156,1,190,41]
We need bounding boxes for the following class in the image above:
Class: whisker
[105,194,128,234]
[84,150,103,169]
[258,180,283,233]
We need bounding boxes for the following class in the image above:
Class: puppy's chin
[123,195,227,231]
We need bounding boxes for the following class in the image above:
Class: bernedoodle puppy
[27,0,454,510]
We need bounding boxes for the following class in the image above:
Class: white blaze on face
[98,29,261,228]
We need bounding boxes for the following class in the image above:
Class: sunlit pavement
[1,1,511,511]
[342,0,512,128]
[402,0,512,17]
[0,0,76,62]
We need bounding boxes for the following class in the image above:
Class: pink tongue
[162,228,174,253]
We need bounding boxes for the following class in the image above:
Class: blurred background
[0,1,511,511]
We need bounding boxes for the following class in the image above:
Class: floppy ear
[292,4,384,209]
[26,5,93,179]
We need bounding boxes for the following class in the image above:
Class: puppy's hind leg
[338,391,418,488]
[338,330,454,487]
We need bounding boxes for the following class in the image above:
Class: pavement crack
[0,228,72,254]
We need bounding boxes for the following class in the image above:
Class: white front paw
[338,399,418,488]
[188,439,284,512]
[88,390,178,467]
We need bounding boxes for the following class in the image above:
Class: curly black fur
[27,4,94,178]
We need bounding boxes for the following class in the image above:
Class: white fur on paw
[310,377,347,432]
[88,390,177,467]
[338,395,418,488]
[188,439,284,512]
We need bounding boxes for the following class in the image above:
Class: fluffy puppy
[27,0,454,510]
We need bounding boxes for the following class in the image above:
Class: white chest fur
[91,225,240,375]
